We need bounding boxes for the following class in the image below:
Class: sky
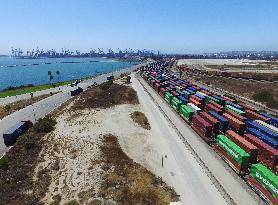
[0,0,277,54]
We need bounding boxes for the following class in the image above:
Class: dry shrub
[71,84,139,110]
[131,111,151,130]
[99,134,179,205]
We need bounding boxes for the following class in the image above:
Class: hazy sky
[0,0,277,54]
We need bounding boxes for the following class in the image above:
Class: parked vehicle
[3,120,33,146]
[70,87,83,96]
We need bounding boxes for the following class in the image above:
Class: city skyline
[0,0,277,54]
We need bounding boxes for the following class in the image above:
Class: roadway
[0,64,143,156]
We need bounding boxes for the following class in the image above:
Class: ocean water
[0,57,139,90]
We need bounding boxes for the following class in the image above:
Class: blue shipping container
[246,128,278,149]
[178,96,188,105]
[246,121,278,139]
[259,112,278,127]
[208,111,229,132]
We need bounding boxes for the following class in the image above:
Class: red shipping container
[226,130,258,163]
[191,95,203,102]
[154,83,160,92]
[170,90,179,97]
[244,134,278,174]
[159,88,166,97]
[189,98,202,108]
[224,110,247,122]
[205,104,222,114]
[245,110,270,122]
[223,113,245,134]
[209,102,224,110]
[199,112,219,135]
[191,115,214,142]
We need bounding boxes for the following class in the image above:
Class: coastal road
[0,64,143,156]
[0,64,143,106]
[134,74,264,205]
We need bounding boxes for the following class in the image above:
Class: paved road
[136,75,264,205]
[0,64,143,156]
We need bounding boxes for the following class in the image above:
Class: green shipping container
[216,135,250,165]
[250,163,278,199]
[179,105,194,122]
[164,92,173,104]
[206,96,220,104]
[171,97,182,111]
[225,105,245,116]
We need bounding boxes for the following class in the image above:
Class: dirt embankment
[0,80,178,205]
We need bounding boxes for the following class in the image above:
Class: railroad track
[187,77,278,116]
[193,73,278,84]
[136,73,237,205]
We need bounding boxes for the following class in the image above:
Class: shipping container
[246,128,278,149]
[225,101,243,110]
[187,103,201,114]
[244,134,278,175]
[214,134,250,174]
[246,110,270,122]
[208,111,229,133]
[177,96,188,105]
[164,92,173,104]
[246,121,278,140]
[260,112,278,127]
[179,105,194,122]
[226,130,258,163]
[191,115,214,143]
[225,105,245,116]
[224,110,247,122]
[199,112,219,137]
[256,120,278,134]
[247,163,278,204]
[205,103,222,114]
[171,97,182,112]
[3,120,33,146]
[223,113,246,135]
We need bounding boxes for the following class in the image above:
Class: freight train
[140,60,278,205]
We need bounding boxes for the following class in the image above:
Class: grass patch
[131,111,151,130]
[99,134,179,204]
[0,116,56,204]
[71,83,139,110]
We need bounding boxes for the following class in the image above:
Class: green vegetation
[253,91,274,102]
[34,117,57,133]
[0,155,9,169]
[99,80,113,90]
[252,91,278,109]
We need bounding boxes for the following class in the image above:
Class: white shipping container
[187,103,201,114]
[255,120,278,133]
